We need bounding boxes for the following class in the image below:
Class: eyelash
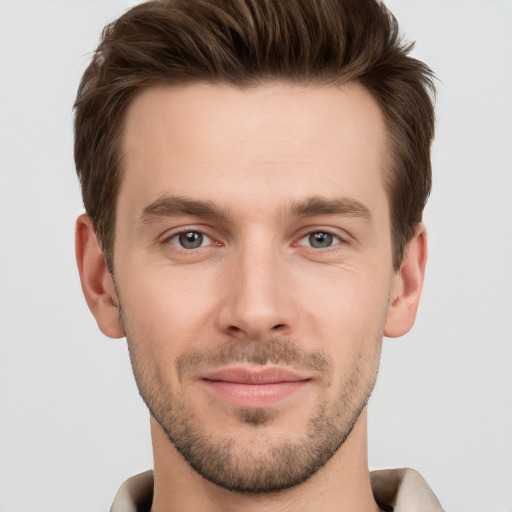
[165,230,219,250]
[299,230,345,249]
[163,228,347,252]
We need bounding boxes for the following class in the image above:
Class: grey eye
[170,231,212,249]
[299,231,340,249]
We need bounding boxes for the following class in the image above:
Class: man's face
[113,82,395,492]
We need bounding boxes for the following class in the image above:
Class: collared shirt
[110,467,445,511]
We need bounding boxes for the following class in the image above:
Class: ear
[75,214,125,338]
[384,224,428,338]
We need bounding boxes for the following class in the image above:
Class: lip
[200,366,311,407]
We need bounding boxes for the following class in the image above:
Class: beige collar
[111,467,445,512]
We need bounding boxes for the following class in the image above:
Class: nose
[216,243,297,341]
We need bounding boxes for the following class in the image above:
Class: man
[74,0,443,510]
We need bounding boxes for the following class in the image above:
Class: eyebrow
[286,196,372,220]
[139,194,371,224]
[140,195,229,224]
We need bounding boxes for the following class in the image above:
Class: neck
[150,410,382,512]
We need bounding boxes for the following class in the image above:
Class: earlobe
[384,224,428,338]
[75,214,125,339]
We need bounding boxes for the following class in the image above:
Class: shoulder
[110,470,154,512]
[370,468,445,512]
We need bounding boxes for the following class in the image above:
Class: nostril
[271,324,285,330]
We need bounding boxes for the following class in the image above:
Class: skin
[76,82,427,512]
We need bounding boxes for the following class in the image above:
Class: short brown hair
[74,0,435,271]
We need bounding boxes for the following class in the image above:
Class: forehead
[119,82,388,214]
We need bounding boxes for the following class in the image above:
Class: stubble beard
[124,329,382,494]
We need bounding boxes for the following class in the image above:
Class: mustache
[176,338,333,384]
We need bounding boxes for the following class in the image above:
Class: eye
[168,231,213,250]
[298,231,341,249]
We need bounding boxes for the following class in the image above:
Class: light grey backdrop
[0,1,511,511]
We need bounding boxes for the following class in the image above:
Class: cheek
[119,267,220,351]
[117,250,393,362]
[300,266,391,334]
[295,268,390,386]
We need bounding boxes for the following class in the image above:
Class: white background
[0,1,511,511]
